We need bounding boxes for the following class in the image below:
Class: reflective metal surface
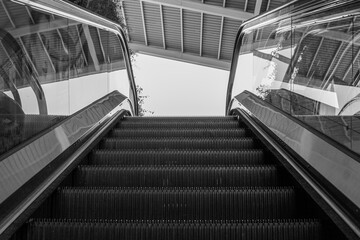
[0,91,127,205]
[0,0,137,156]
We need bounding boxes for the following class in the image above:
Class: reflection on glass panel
[234,12,360,153]
[0,0,131,156]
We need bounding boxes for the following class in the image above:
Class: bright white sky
[132,54,229,116]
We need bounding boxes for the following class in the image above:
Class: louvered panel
[183,9,201,55]
[225,0,246,11]
[39,30,68,73]
[311,39,341,81]
[21,34,55,79]
[99,29,110,63]
[204,0,223,7]
[123,0,145,44]
[0,1,12,29]
[342,46,360,83]
[143,2,163,48]
[202,14,222,58]
[260,0,270,13]
[268,0,288,11]
[163,6,181,51]
[220,18,242,60]
[89,26,105,64]
[246,0,256,13]
[4,1,29,27]
[296,35,322,76]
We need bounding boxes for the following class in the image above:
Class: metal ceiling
[120,0,291,70]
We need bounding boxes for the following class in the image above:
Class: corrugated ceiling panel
[311,39,341,81]
[341,45,359,83]
[143,2,163,48]
[183,9,201,55]
[123,0,145,44]
[268,0,288,11]
[246,0,256,13]
[296,35,322,77]
[220,17,242,60]
[5,1,30,27]
[225,0,246,11]
[163,6,181,51]
[202,14,222,58]
[204,0,223,7]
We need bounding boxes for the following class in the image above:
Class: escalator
[11,116,346,239]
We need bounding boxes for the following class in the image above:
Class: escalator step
[100,138,255,150]
[26,219,322,240]
[41,187,296,220]
[109,128,248,138]
[116,121,241,129]
[88,149,266,166]
[74,165,280,187]
[123,116,238,121]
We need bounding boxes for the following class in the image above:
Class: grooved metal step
[88,149,267,166]
[116,121,241,129]
[74,165,280,187]
[26,219,322,240]
[109,128,248,138]
[100,138,255,150]
[39,187,296,220]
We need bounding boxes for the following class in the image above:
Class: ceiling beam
[75,26,89,66]
[306,37,324,77]
[223,0,226,8]
[83,24,100,71]
[8,19,78,38]
[266,0,271,11]
[218,16,224,60]
[244,0,248,12]
[142,0,254,21]
[160,4,166,49]
[97,28,107,63]
[140,1,148,46]
[180,8,184,53]
[200,12,203,56]
[18,38,40,76]
[1,0,15,28]
[254,0,263,15]
[129,43,230,70]
[344,48,360,82]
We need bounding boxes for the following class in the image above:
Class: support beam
[129,42,230,70]
[18,38,39,76]
[244,0,248,12]
[0,41,22,77]
[1,0,15,28]
[344,48,360,82]
[24,4,56,73]
[160,4,166,49]
[140,1,148,46]
[8,19,78,38]
[200,12,203,56]
[218,16,224,60]
[76,26,89,66]
[306,37,324,77]
[83,24,100,71]
[254,0,263,15]
[266,0,271,11]
[97,28,107,63]
[51,14,69,55]
[223,0,226,8]
[142,0,254,21]
[180,8,184,53]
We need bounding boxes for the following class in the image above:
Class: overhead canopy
[119,0,290,70]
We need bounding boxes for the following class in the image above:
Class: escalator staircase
[16,116,333,239]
